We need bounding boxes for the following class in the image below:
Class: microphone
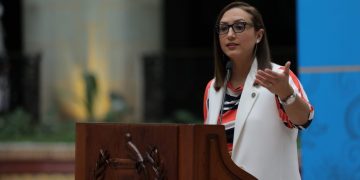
[218,61,233,125]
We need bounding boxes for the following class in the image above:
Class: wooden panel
[193,125,256,180]
[75,123,178,180]
[178,125,195,180]
[75,123,256,180]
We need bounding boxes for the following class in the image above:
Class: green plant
[83,70,98,122]
[146,109,202,124]
[0,108,75,142]
[0,108,33,140]
[172,109,202,124]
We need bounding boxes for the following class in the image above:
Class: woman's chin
[225,52,242,60]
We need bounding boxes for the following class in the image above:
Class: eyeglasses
[216,22,253,35]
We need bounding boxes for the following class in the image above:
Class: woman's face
[219,8,262,61]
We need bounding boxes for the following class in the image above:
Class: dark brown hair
[213,1,272,90]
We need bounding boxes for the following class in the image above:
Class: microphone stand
[218,61,232,125]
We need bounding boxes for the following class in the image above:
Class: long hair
[213,1,272,90]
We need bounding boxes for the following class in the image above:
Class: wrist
[278,90,297,106]
[278,85,294,101]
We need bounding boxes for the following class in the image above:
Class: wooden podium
[75,123,256,180]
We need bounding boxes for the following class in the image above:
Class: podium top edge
[75,122,223,127]
[76,122,203,126]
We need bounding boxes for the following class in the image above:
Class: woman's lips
[226,43,239,49]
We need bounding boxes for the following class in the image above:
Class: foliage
[0,108,75,142]
[172,109,202,124]
[148,109,202,124]
[83,70,98,122]
[103,92,130,122]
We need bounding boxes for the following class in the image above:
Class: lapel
[232,58,260,156]
[207,80,224,124]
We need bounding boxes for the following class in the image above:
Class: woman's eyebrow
[220,19,246,24]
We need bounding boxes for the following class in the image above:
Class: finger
[255,74,273,87]
[255,78,272,89]
[283,61,291,75]
[257,70,277,84]
[264,68,281,78]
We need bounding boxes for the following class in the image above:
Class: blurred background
[0,0,359,179]
[0,0,296,124]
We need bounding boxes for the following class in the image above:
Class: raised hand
[255,61,293,99]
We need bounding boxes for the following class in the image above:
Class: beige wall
[23,0,163,122]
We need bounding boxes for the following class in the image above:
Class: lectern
[75,123,256,180]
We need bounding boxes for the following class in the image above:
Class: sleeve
[203,80,212,123]
[275,68,315,130]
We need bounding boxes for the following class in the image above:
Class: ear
[256,29,264,43]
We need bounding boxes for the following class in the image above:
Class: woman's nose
[226,27,236,38]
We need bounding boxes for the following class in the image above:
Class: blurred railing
[0,142,74,179]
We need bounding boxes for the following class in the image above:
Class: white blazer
[205,59,304,180]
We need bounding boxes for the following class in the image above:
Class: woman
[203,1,314,179]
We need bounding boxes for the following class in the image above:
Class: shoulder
[205,78,215,91]
[204,79,214,99]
